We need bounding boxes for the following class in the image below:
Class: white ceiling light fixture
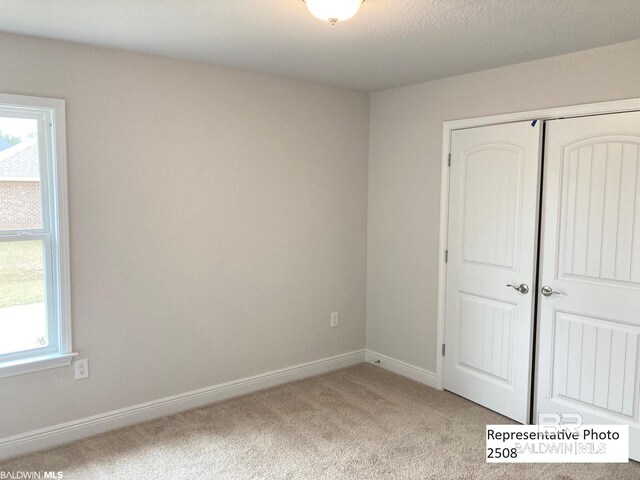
[304,0,364,25]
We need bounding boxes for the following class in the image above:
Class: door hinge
[448,153,451,167]
[442,344,446,356]
[444,250,448,263]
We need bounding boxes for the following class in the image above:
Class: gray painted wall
[3,30,640,441]
[367,39,640,373]
[0,33,369,437]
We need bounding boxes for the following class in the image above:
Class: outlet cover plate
[74,358,89,380]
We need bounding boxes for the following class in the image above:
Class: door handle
[540,286,561,297]
[507,283,529,294]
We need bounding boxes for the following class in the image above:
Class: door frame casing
[436,97,640,392]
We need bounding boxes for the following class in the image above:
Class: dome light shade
[304,0,364,25]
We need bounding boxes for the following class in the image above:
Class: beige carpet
[1,363,639,479]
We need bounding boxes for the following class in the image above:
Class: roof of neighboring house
[0,139,39,179]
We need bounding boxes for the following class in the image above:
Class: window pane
[0,117,42,231]
[0,240,47,355]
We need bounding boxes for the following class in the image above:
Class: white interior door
[536,111,640,460]
[444,121,542,423]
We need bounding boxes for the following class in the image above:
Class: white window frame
[0,93,75,378]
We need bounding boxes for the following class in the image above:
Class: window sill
[0,352,78,379]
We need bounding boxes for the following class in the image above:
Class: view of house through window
[0,116,48,356]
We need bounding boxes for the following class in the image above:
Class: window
[0,93,74,378]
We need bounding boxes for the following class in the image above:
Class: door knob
[540,286,560,297]
[507,283,529,294]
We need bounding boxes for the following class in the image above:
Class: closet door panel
[537,111,640,461]
[444,121,542,423]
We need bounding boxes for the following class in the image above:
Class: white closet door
[537,111,640,460]
[445,121,542,423]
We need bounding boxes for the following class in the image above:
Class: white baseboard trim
[365,349,438,389]
[0,349,365,461]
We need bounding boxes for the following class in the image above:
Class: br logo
[538,413,583,430]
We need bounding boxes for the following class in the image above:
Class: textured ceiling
[1,1,640,91]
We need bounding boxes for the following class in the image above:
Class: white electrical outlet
[74,358,89,380]
[330,312,339,328]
